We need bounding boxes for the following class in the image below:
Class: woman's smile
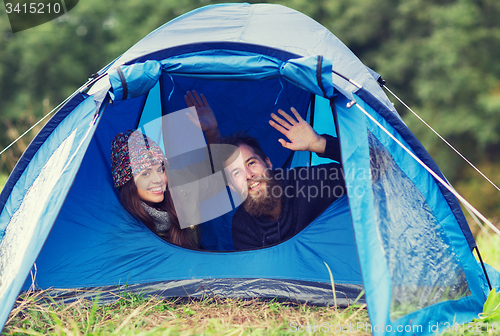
[134,163,168,203]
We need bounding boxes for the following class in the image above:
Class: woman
[110,91,220,248]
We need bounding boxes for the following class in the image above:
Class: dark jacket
[232,135,344,250]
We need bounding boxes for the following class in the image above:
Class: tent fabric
[109,60,161,101]
[109,53,334,101]
[0,94,88,211]
[100,3,395,117]
[336,93,489,330]
[354,87,475,248]
[0,96,103,328]
[0,3,498,336]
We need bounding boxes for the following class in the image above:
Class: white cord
[383,85,500,193]
[445,175,493,238]
[353,101,500,237]
[0,78,98,157]
[0,109,57,156]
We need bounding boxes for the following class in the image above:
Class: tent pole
[329,98,341,162]
[474,246,493,291]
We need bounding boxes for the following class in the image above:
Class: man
[222,107,345,250]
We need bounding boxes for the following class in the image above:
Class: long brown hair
[118,180,193,248]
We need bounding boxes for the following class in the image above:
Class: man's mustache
[246,176,268,188]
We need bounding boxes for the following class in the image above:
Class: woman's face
[133,163,167,203]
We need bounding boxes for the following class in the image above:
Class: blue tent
[1,3,498,335]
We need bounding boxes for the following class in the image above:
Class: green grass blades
[323,261,337,307]
[4,290,371,336]
[475,232,500,272]
[475,289,500,324]
[0,174,7,191]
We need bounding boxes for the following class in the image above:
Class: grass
[3,291,371,335]
[7,230,498,335]
[2,251,500,336]
[0,174,7,192]
[476,230,500,273]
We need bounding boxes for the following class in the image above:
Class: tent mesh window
[368,132,471,321]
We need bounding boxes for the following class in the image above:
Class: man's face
[225,144,272,201]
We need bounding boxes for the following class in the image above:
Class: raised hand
[269,107,326,154]
[185,90,221,143]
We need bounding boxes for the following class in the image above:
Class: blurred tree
[0,0,227,172]
[1,0,500,220]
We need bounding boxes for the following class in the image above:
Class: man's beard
[243,170,282,218]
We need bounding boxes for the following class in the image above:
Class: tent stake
[474,246,493,291]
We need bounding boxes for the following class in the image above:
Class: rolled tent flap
[161,50,281,80]
[279,55,334,98]
[109,60,162,100]
[108,53,334,100]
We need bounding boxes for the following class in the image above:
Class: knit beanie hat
[111,130,166,188]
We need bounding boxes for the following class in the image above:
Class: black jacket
[232,135,345,250]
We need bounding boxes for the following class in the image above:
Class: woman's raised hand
[185,90,221,143]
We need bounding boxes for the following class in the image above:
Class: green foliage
[456,163,500,220]
[475,232,500,273]
[476,289,500,323]
[0,174,7,191]
[323,261,337,307]
[4,292,371,335]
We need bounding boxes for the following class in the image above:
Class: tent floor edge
[29,278,365,307]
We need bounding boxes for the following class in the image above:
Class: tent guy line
[0,108,57,157]
[383,84,500,193]
[0,78,96,157]
[352,99,500,238]
[329,65,500,236]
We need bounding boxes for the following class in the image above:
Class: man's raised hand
[269,107,326,155]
